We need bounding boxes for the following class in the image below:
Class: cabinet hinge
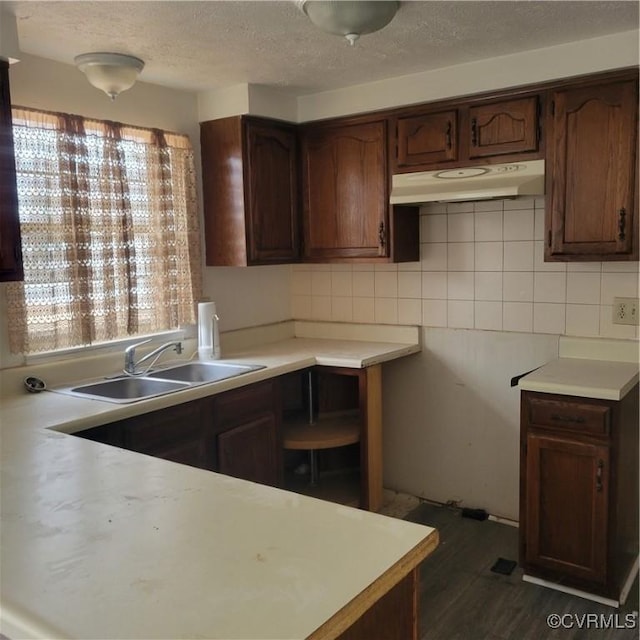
[550,100,555,116]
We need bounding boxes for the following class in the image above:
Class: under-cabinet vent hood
[390,160,545,204]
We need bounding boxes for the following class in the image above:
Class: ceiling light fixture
[74,52,145,101]
[300,0,400,46]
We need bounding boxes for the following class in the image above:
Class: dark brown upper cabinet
[200,115,299,266]
[395,109,458,169]
[392,93,543,174]
[467,96,539,159]
[0,60,23,282]
[300,115,419,263]
[546,72,638,261]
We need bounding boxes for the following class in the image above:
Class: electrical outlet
[612,297,640,326]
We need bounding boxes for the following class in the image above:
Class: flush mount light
[299,0,400,46]
[74,52,145,101]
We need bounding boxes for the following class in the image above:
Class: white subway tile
[475,242,503,271]
[475,210,503,241]
[422,299,447,327]
[566,272,601,305]
[375,271,398,298]
[292,271,312,296]
[398,298,422,325]
[503,272,534,302]
[565,304,600,337]
[421,243,448,271]
[602,261,640,273]
[398,260,422,272]
[292,263,312,272]
[331,297,353,322]
[474,200,503,213]
[310,263,332,271]
[503,302,533,332]
[534,272,566,303]
[311,296,332,321]
[475,272,502,301]
[600,272,640,305]
[421,202,447,215]
[534,241,566,272]
[420,214,447,243]
[291,295,312,319]
[567,261,602,273]
[398,271,422,298]
[533,208,545,241]
[448,213,474,242]
[504,197,536,210]
[447,201,474,214]
[330,263,352,272]
[352,297,375,323]
[447,300,474,328]
[474,301,503,330]
[504,241,534,271]
[534,197,546,210]
[422,272,448,299]
[352,272,375,297]
[331,271,352,297]
[503,209,534,241]
[352,263,374,271]
[374,263,398,272]
[311,271,332,296]
[375,298,399,324]
[448,272,474,300]
[447,242,475,271]
[533,303,566,334]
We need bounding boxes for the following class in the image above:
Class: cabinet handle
[378,222,386,248]
[550,413,586,425]
[596,459,604,492]
[445,121,452,149]
[471,118,478,146]
[618,208,626,241]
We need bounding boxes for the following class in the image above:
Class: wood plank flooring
[406,502,639,640]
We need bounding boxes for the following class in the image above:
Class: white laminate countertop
[518,359,639,401]
[1,328,436,640]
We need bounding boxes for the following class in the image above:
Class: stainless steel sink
[50,361,265,403]
[66,376,191,403]
[148,362,264,384]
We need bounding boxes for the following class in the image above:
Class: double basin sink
[54,361,265,404]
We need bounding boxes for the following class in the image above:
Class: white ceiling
[5,1,639,96]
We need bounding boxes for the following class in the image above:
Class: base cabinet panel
[520,387,639,600]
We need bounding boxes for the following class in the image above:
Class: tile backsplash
[291,197,639,340]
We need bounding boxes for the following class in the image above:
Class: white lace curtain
[6,107,202,354]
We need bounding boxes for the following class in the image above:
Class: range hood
[390,160,545,204]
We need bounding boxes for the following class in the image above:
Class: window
[5,107,202,355]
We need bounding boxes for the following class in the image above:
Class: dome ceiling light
[299,1,400,46]
[74,52,145,101]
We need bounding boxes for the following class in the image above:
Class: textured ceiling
[5,1,639,95]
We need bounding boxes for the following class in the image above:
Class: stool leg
[309,449,318,486]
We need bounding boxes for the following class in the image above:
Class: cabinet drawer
[212,380,275,428]
[525,394,611,437]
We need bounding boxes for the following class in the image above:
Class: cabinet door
[302,120,388,260]
[0,60,23,282]
[468,96,539,159]
[395,109,457,170]
[244,119,299,263]
[125,401,206,469]
[524,433,609,585]
[547,78,638,260]
[218,414,279,486]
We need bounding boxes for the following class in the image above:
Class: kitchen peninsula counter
[1,322,436,639]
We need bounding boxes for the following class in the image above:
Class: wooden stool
[283,412,360,485]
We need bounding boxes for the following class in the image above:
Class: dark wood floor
[406,503,639,640]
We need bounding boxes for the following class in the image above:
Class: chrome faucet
[124,339,183,375]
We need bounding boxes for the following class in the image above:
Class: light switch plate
[612,297,639,326]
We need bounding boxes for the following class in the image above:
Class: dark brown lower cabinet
[76,379,281,486]
[519,386,639,601]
